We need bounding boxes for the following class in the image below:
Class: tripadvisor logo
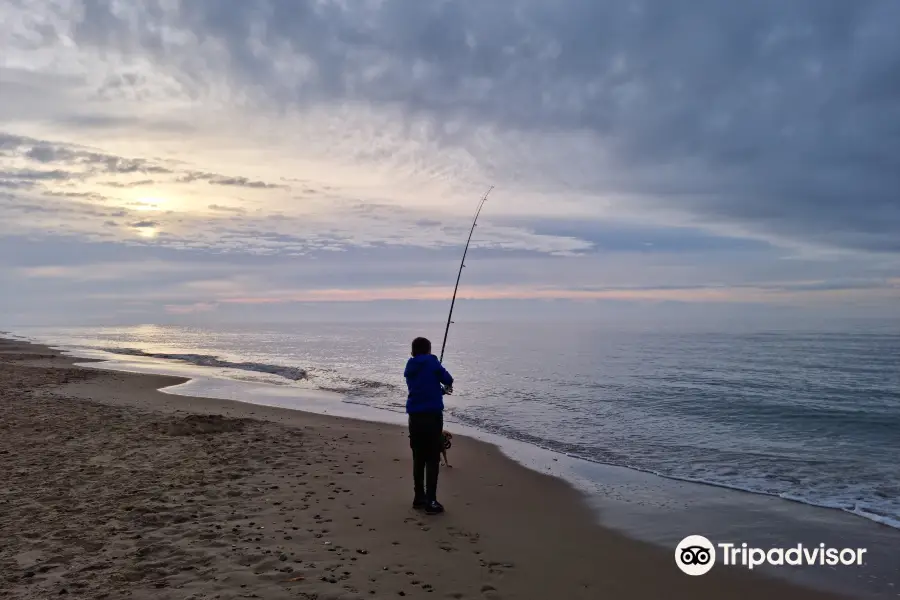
[675,535,716,576]
[675,535,868,575]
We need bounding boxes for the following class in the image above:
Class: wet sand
[0,337,847,599]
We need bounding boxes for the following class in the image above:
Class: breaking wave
[100,347,309,381]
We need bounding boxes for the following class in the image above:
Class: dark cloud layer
[3,1,900,326]
[178,171,286,189]
[102,179,155,188]
[1,132,172,176]
[208,204,247,214]
[61,0,900,254]
[0,168,77,181]
[0,131,286,193]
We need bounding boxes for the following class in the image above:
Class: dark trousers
[408,412,443,502]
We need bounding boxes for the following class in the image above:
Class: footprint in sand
[484,561,515,576]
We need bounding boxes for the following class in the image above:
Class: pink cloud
[164,302,219,314]
[211,282,900,306]
[217,284,769,304]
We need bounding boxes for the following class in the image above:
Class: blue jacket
[404,353,453,413]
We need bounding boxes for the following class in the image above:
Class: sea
[12,321,899,533]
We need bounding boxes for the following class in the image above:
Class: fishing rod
[439,185,494,364]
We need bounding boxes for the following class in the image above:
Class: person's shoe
[412,496,427,510]
[424,500,444,515]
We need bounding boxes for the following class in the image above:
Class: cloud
[208,204,247,214]
[178,171,285,189]
[1,168,78,181]
[0,180,34,189]
[44,190,108,201]
[2,232,898,327]
[101,179,154,188]
[1,1,899,326]
[1,132,172,174]
[164,302,218,315]
[0,130,595,256]
[24,0,893,254]
[213,280,900,306]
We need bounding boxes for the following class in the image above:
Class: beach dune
[0,338,844,599]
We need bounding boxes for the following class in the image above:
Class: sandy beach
[0,337,849,600]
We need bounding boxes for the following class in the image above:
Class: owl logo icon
[675,535,716,575]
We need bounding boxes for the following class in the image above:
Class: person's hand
[443,384,453,395]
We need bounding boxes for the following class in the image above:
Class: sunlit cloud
[136,227,158,239]
[131,196,167,211]
[0,132,593,256]
[130,220,159,239]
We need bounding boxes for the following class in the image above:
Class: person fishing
[404,186,491,515]
[405,336,453,515]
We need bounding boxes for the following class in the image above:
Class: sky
[1,0,899,328]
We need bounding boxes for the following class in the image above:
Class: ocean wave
[446,410,900,531]
[316,379,397,396]
[99,347,309,381]
[644,475,900,532]
[96,346,400,396]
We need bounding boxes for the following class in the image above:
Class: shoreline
[10,330,900,534]
[13,329,899,535]
[20,336,900,531]
[0,336,889,598]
